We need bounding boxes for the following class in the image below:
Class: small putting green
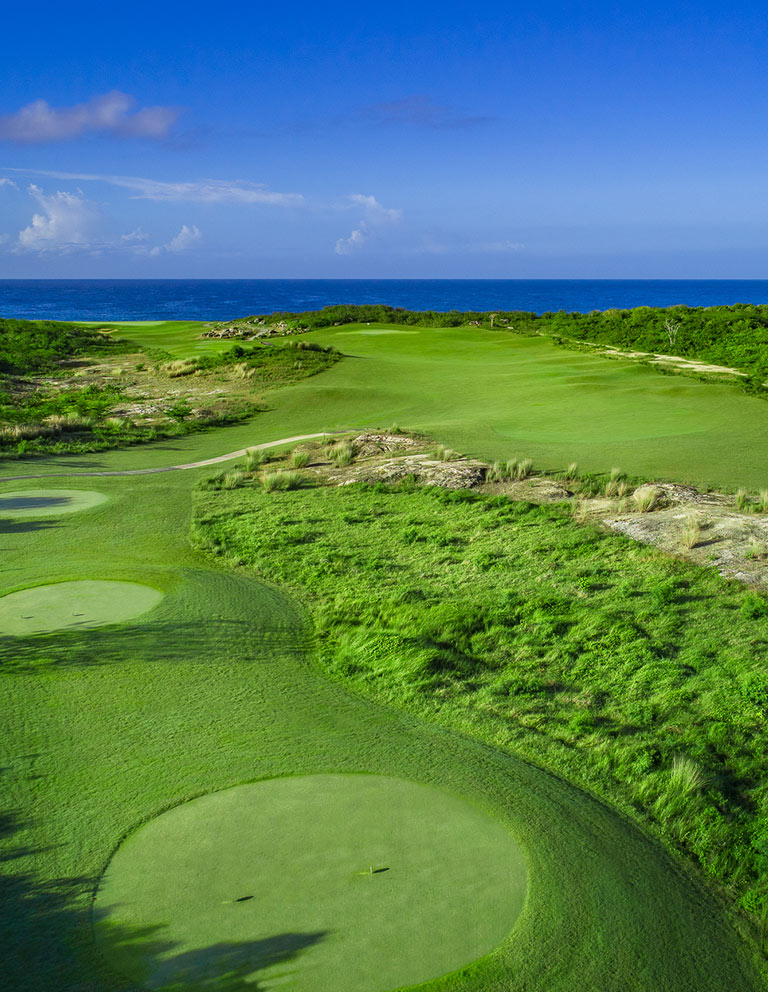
[0,489,107,517]
[0,580,163,636]
[94,773,526,992]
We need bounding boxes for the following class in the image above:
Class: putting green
[94,774,527,992]
[0,489,107,517]
[0,580,163,636]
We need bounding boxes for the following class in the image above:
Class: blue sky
[1,1,767,278]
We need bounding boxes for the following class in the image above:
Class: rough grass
[193,478,768,929]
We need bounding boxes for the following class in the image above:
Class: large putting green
[0,488,107,517]
[0,579,163,636]
[95,774,526,992]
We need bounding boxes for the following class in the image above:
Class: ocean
[2,279,768,322]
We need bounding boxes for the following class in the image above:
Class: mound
[93,773,526,992]
[0,580,163,636]
[0,489,107,517]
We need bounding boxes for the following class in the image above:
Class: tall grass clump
[432,444,458,462]
[222,470,245,490]
[758,489,768,513]
[681,516,702,549]
[508,458,533,480]
[290,449,310,468]
[736,488,752,512]
[245,447,266,471]
[564,462,579,481]
[262,469,303,492]
[487,460,510,482]
[669,755,707,796]
[328,440,355,467]
[609,467,626,482]
[633,485,661,513]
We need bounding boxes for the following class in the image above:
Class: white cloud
[121,227,150,242]
[335,193,402,254]
[335,224,369,255]
[0,91,180,143]
[0,177,17,189]
[16,185,98,252]
[148,224,202,256]
[2,168,303,206]
[346,193,402,223]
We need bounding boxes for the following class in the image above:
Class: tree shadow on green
[1,803,327,992]
[95,916,329,992]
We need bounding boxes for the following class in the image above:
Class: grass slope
[0,464,763,990]
[192,477,768,918]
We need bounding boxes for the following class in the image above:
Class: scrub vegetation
[0,322,340,459]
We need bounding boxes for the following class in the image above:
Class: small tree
[663,318,682,350]
[168,398,192,422]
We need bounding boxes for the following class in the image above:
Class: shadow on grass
[0,518,61,535]
[1,805,327,992]
[0,613,305,673]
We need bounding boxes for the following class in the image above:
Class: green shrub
[290,449,311,468]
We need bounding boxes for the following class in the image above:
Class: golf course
[2,316,768,991]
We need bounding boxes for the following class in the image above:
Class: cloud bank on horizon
[1,1,767,278]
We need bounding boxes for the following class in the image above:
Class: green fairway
[0,579,164,636]
[95,774,526,992]
[0,488,107,516]
[75,319,768,491]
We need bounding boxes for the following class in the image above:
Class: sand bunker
[0,580,163,636]
[0,489,107,517]
[94,773,526,992]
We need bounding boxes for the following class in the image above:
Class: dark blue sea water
[3,279,768,321]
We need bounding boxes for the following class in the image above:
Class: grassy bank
[192,472,768,927]
[1,323,340,459]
